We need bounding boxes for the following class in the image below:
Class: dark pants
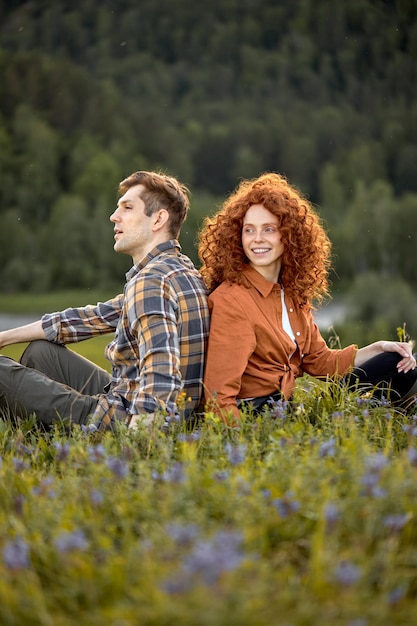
[0,340,111,427]
[345,352,417,403]
[243,352,417,415]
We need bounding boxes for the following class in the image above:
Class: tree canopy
[1,0,416,339]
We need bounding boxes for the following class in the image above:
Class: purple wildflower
[334,560,361,587]
[407,447,417,467]
[183,530,245,585]
[177,431,201,443]
[402,423,417,436]
[383,513,410,533]
[12,457,29,473]
[89,489,104,506]
[53,441,70,462]
[272,492,301,518]
[365,452,389,473]
[388,585,407,605]
[88,444,106,463]
[32,476,56,498]
[54,530,89,554]
[268,398,288,420]
[81,423,97,435]
[324,502,340,530]
[225,442,247,465]
[319,437,337,458]
[165,523,200,546]
[3,537,31,571]
[107,456,129,480]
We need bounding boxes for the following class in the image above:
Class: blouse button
[289,308,293,313]
[296,331,301,337]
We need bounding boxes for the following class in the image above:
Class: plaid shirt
[42,241,209,430]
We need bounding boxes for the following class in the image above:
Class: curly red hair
[198,172,332,307]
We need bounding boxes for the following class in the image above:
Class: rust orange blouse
[203,266,357,420]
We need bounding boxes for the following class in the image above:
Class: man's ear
[151,209,170,232]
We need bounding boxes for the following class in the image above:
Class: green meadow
[0,376,416,625]
[1,293,417,624]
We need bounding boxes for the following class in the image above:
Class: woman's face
[242,204,284,283]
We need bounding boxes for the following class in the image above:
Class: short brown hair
[119,171,190,239]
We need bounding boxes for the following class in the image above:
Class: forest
[0,0,417,344]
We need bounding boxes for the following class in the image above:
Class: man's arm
[0,321,46,349]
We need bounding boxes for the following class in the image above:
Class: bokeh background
[0,0,416,345]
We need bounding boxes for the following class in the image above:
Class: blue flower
[54,530,89,554]
[319,437,337,458]
[334,560,361,587]
[12,457,29,473]
[165,522,200,546]
[3,537,31,571]
[89,489,104,506]
[107,457,129,480]
[81,423,97,435]
[383,513,410,533]
[268,398,288,420]
[324,502,340,530]
[88,444,106,463]
[162,530,248,592]
[54,441,70,462]
[272,491,301,518]
[407,447,417,467]
[225,442,247,465]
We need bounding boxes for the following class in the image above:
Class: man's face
[110,184,154,264]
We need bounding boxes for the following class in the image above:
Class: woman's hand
[381,341,416,373]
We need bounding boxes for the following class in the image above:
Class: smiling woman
[198,172,417,423]
[241,204,285,283]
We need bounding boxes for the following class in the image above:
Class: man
[0,171,210,431]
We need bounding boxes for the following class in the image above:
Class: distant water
[0,314,40,331]
[0,303,347,333]
[313,302,347,329]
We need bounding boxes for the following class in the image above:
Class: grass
[0,290,119,371]
[1,294,417,623]
[2,336,111,372]
[0,379,416,625]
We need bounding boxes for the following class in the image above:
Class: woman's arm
[355,340,416,373]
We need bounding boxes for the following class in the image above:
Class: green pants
[0,340,111,427]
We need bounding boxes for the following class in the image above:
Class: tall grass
[0,378,416,625]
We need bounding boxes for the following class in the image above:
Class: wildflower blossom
[165,522,200,546]
[32,476,56,498]
[225,442,247,465]
[88,444,106,463]
[12,457,29,473]
[319,437,336,458]
[154,462,186,484]
[177,431,201,443]
[107,456,129,480]
[334,560,361,587]
[54,530,89,554]
[53,441,70,462]
[324,502,340,530]
[3,537,31,571]
[388,585,407,605]
[89,489,104,506]
[81,423,97,435]
[268,397,288,420]
[383,513,410,533]
[407,447,417,467]
[272,491,300,518]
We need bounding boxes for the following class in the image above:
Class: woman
[198,173,417,423]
